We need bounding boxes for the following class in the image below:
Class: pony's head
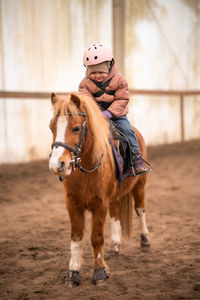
[49,92,110,177]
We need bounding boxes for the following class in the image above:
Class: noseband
[51,112,102,173]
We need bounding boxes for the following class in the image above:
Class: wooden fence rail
[0,89,200,142]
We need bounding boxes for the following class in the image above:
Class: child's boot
[132,151,147,175]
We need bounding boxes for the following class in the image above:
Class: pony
[49,92,151,286]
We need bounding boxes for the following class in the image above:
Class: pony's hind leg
[109,199,121,253]
[132,177,150,247]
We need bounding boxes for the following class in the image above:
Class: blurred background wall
[0,0,199,163]
[124,0,200,145]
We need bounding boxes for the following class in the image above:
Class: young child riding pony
[79,43,149,176]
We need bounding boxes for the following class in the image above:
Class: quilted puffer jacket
[79,65,129,117]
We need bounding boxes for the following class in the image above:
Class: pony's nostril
[58,161,65,172]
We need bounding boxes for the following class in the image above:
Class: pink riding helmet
[83,44,113,66]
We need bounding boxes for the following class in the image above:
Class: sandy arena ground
[0,140,200,300]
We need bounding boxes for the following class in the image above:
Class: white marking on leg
[97,252,101,259]
[111,218,121,252]
[136,208,149,234]
[69,240,82,271]
[49,116,68,170]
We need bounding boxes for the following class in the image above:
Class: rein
[51,112,103,174]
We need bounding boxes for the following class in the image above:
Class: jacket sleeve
[79,79,93,97]
[107,76,129,117]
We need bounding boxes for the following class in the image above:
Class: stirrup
[131,154,152,177]
[133,168,152,177]
[131,166,150,177]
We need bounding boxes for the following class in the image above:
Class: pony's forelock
[53,95,79,116]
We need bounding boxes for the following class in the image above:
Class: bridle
[51,112,103,175]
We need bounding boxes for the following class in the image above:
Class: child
[79,43,148,175]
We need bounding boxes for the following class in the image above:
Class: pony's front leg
[65,200,84,287]
[91,205,109,285]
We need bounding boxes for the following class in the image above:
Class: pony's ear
[70,93,80,109]
[51,93,57,105]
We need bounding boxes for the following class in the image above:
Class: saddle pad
[111,142,124,183]
[111,142,134,183]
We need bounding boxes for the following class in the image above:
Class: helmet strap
[109,59,115,72]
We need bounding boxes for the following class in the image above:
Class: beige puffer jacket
[79,65,129,117]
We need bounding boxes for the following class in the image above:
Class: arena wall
[0,0,199,163]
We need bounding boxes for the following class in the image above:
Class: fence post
[113,0,125,75]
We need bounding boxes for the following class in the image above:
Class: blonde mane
[79,93,111,162]
[53,93,111,163]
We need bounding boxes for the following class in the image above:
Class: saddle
[109,120,135,183]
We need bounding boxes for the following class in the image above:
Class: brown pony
[49,93,150,286]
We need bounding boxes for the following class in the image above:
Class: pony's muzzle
[49,157,72,176]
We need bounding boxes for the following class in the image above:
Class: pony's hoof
[64,270,80,287]
[140,233,151,247]
[92,267,109,285]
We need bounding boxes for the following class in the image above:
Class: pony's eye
[72,126,81,133]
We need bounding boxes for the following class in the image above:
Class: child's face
[90,72,108,82]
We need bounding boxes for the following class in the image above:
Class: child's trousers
[112,115,140,152]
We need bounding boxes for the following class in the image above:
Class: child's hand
[103,110,113,119]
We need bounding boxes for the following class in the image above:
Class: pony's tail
[119,193,133,239]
